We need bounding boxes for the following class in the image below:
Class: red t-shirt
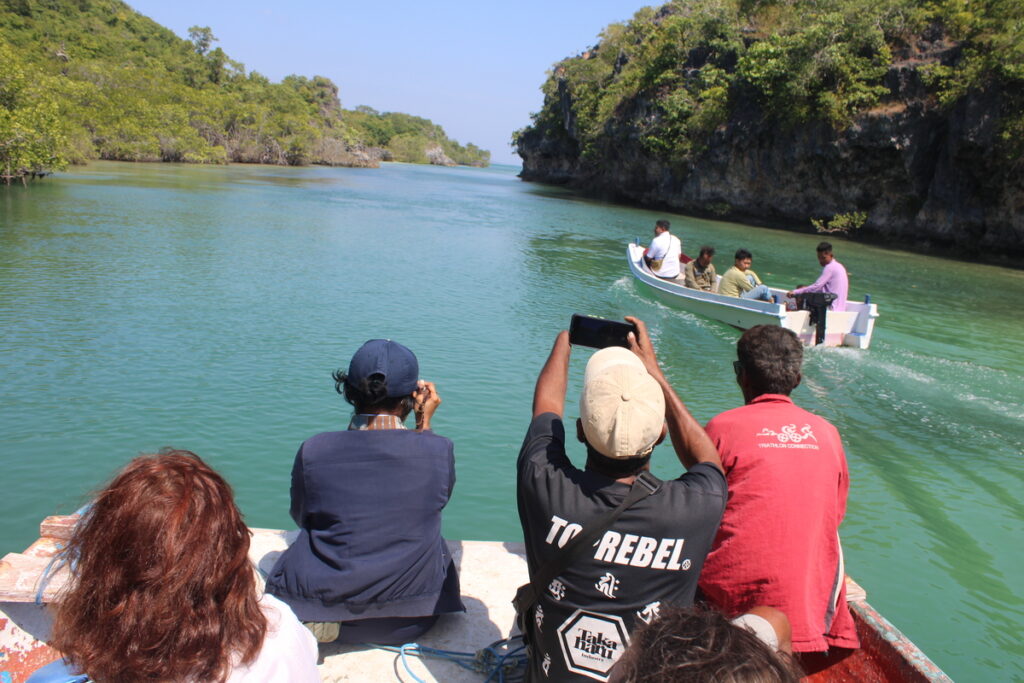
[699,394,859,652]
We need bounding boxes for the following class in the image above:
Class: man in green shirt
[719,249,773,301]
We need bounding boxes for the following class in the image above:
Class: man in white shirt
[644,219,682,279]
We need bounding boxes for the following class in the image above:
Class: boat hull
[627,244,878,348]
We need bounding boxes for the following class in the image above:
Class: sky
[125,1,657,165]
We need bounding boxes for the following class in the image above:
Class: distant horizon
[124,0,657,165]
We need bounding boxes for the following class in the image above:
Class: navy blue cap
[346,339,419,397]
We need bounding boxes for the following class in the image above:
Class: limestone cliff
[516,7,1023,259]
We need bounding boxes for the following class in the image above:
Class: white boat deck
[1,518,878,683]
[0,519,528,682]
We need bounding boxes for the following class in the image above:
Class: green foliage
[920,0,1024,164]
[0,0,489,170]
[736,8,892,126]
[0,39,67,181]
[388,133,430,164]
[811,211,868,233]
[344,108,490,166]
[519,0,1022,165]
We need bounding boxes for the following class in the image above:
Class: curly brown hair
[49,450,266,682]
[612,605,802,683]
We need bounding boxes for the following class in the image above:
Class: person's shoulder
[707,403,747,426]
[674,462,727,489]
[519,413,572,473]
[301,430,347,450]
[395,428,454,452]
[527,411,564,436]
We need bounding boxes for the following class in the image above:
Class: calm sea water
[1,161,1021,680]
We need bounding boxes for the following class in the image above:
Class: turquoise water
[1,161,1021,680]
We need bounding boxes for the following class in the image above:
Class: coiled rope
[370,635,527,683]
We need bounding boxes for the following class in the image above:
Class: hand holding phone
[568,314,638,349]
[413,380,441,430]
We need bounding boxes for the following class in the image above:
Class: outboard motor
[800,292,838,345]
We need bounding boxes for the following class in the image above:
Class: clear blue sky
[125,1,656,165]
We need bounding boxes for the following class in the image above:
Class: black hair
[735,326,803,397]
[735,248,752,261]
[655,219,670,230]
[585,446,652,479]
[332,370,414,417]
[699,245,716,258]
[816,241,833,253]
[612,605,802,682]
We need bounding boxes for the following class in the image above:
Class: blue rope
[370,636,527,682]
[34,505,90,605]
[35,545,65,606]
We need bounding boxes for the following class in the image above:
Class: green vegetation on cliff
[0,0,488,182]
[516,0,1023,165]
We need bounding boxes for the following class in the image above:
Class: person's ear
[576,418,586,444]
[794,372,802,389]
[655,423,667,446]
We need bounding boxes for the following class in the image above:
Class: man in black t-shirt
[517,317,727,682]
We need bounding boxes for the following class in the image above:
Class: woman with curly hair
[42,450,319,682]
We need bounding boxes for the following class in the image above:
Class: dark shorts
[337,614,440,644]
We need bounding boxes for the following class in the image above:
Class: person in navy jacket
[266,339,464,644]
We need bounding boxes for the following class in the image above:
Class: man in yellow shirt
[719,249,773,301]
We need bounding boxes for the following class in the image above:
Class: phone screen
[568,314,637,349]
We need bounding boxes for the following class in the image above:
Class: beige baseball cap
[579,346,665,459]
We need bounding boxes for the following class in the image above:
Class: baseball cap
[346,339,419,397]
[579,347,665,459]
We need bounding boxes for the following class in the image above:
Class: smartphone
[568,314,637,349]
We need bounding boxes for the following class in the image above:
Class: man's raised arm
[625,316,723,473]
[533,330,571,418]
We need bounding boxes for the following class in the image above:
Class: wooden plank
[0,553,70,603]
[845,575,867,602]
[39,515,78,541]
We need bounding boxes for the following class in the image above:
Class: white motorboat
[627,243,878,348]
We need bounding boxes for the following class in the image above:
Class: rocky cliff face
[517,43,1024,259]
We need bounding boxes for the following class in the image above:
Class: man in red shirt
[697,325,859,665]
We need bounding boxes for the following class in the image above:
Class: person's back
[518,319,726,681]
[698,326,858,655]
[645,219,682,279]
[266,339,463,644]
[272,426,457,618]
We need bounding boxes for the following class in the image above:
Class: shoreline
[517,174,1024,270]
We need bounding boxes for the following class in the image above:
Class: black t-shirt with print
[516,413,727,682]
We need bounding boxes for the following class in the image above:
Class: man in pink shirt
[697,325,859,669]
[787,242,848,311]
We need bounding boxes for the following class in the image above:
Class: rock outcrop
[517,35,1024,260]
[426,145,458,167]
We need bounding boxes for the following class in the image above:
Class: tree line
[514,0,1022,168]
[0,0,489,184]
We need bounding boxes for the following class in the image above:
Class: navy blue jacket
[266,428,463,622]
